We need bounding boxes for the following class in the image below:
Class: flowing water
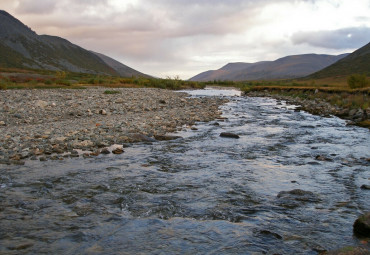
[1,88,369,254]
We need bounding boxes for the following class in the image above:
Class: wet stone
[360,184,370,190]
[276,189,320,208]
[154,135,182,141]
[112,148,124,154]
[220,132,240,139]
[101,148,110,154]
[353,212,370,237]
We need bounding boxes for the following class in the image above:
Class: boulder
[361,184,370,190]
[276,189,320,208]
[112,148,124,154]
[353,212,370,237]
[220,132,240,139]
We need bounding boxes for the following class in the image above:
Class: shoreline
[245,90,370,128]
[0,87,227,165]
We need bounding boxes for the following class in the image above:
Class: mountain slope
[92,51,150,78]
[0,10,148,77]
[190,54,348,81]
[307,42,370,78]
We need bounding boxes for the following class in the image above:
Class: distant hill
[0,10,149,77]
[190,54,348,82]
[307,42,370,78]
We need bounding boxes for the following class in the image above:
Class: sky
[1,0,369,79]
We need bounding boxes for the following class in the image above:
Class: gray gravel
[0,87,227,164]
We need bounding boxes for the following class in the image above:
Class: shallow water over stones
[1,88,369,254]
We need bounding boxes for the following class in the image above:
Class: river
[1,88,369,254]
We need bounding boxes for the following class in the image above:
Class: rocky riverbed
[0,88,227,164]
[245,90,370,126]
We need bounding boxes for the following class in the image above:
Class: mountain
[91,51,148,78]
[0,10,149,77]
[307,42,370,78]
[190,54,348,82]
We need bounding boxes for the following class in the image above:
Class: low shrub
[0,82,7,90]
[103,90,120,94]
[347,74,369,89]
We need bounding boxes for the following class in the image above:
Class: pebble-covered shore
[245,90,370,125]
[0,88,227,164]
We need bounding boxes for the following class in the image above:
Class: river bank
[244,89,370,128]
[0,87,227,165]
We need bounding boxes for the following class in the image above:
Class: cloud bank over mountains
[1,0,369,79]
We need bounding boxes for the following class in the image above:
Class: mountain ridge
[190,53,349,82]
[0,10,149,77]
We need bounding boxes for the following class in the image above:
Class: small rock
[315,155,333,162]
[54,137,67,143]
[112,148,124,154]
[220,132,240,139]
[361,185,370,190]
[353,212,370,237]
[0,121,6,126]
[39,157,47,162]
[35,100,48,108]
[71,150,79,155]
[90,150,100,156]
[154,135,181,141]
[99,109,107,115]
[159,99,166,104]
[101,148,110,154]
[115,98,124,104]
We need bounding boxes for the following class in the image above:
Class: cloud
[0,0,369,78]
[15,0,58,14]
[291,27,370,49]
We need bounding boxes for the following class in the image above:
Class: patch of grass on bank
[103,90,121,94]
[0,68,206,90]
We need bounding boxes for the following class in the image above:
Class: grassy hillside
[0,42,37,68]
[308,42,370,78]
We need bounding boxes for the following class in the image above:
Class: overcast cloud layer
[1,0,369,78]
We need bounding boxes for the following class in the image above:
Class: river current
[1,88,369,254]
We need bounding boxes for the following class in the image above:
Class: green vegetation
[0,68,205,90]
[308,42,370,79]
[347,74,369,89]
[103,90,121,94]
